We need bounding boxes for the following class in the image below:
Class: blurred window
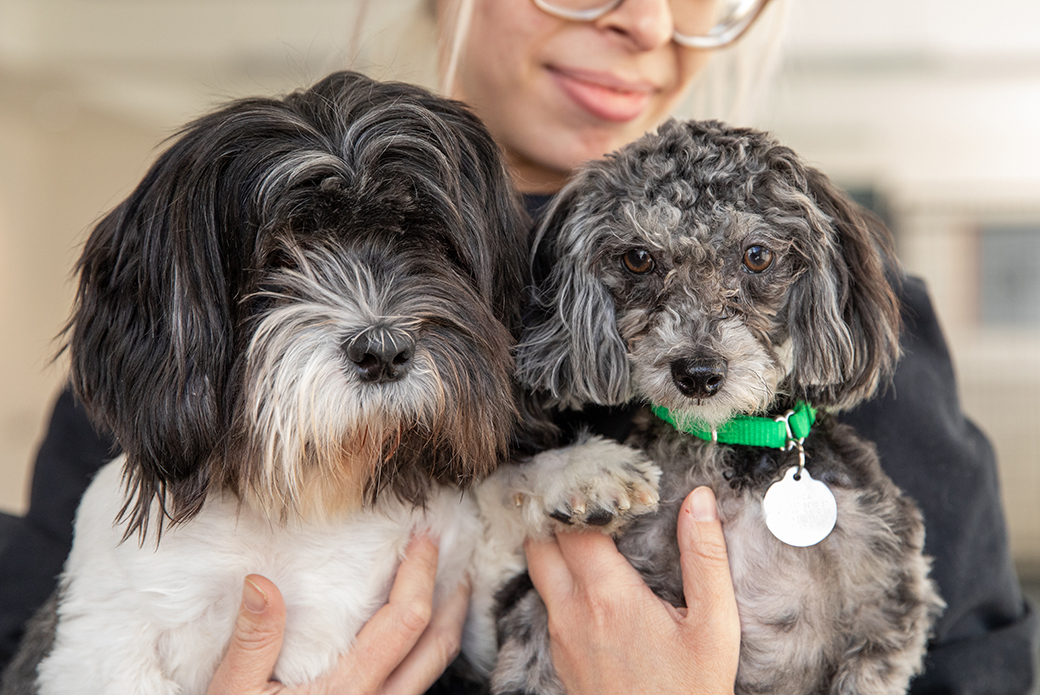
[980,224,1040,326]
[847,186,896,238]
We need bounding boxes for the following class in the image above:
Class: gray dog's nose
[671,357,727,399]
[344,325,415,383]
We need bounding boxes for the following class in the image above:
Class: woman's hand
[525,486,740,695]
[206,534,469,695]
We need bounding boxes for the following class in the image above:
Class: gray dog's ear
[516,183,630,408]
[784,165,902,410]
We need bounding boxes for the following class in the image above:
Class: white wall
[757,0,1040,572]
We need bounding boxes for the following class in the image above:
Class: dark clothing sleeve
[0,388,116,667]
[840,276,1038,693]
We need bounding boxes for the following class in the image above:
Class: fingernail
[689,486,718,522]
[243,577,267,614]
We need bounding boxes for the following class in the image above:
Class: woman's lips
[549,67,655,123]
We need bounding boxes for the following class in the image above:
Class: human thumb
[206,575,286,694]
[677,487,740,644]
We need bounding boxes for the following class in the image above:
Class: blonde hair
[344,0,442,91]
[680,0,790,124]
[346,0,790,126]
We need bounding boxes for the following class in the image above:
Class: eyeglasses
[531,0,771,49]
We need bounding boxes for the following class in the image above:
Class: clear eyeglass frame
[531,0,771,49]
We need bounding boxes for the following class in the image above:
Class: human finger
[552,530,648,593]
[380,575,471,695]
[325,534,439,693]
[524,535,574,610]
[206,574,286,695]
[676,487,740,645]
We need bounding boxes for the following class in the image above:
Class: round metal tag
[762,466,837,547]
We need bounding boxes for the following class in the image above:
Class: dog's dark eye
[742,245,774,273]
[622,249,655,275]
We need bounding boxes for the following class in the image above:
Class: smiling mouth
[549,67,655,123]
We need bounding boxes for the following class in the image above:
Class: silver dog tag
[763,466,837,547]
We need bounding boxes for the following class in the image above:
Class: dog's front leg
[462,434,660,679]
[488,433,661,538]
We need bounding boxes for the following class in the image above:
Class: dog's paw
[515,436,660,535]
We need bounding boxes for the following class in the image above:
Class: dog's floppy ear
[782,163,902,410]
[64,105,267,538]
[516,180,631,408]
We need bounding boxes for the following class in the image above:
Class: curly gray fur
[500,120,944,695]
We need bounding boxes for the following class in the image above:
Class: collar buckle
[775,409,807,476]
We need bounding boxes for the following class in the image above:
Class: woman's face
[444,0,712,192]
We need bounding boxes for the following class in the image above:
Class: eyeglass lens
[533,0,764,43]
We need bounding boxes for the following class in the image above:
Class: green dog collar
[651,401,817,450]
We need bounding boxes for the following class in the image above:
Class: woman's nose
[597,0,675,51]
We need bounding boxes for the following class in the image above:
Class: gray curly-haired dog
[494,120,944,695]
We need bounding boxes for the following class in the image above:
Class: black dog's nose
[671,357,727,399]
[344,326,415,383]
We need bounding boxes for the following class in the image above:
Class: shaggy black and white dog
[494,120,945,695]
[4,71,541,694]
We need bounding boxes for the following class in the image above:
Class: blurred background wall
[760,0,1040,577]
[1,0,1038,577]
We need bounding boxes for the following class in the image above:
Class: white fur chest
[38,458,479,695]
